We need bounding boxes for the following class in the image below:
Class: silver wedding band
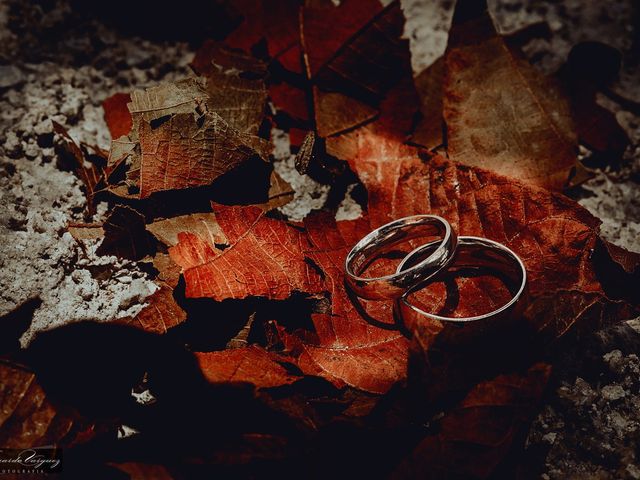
[344,215,458,300]
[394,236,527,326]
[344,214,527,326]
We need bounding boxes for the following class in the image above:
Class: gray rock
[0,65,24,88]
[602,385,627,402]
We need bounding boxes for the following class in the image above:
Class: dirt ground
[0,0,638,478]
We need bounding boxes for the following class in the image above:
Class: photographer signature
[0,449,60,470]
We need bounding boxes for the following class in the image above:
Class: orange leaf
[196,345,300,388]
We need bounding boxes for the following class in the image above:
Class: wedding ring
[344,215,457,300]
[395,236,527,328]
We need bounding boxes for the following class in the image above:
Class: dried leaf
[195,345,300,388]
[0,361,92,448]
[313,87,378,138]
[128,285,186,335]
[227,313,255,349]
[147,213,226,248]
[120,253,186,334]
[97,205,155,261]
[191,40,267,78]
[302,0,410,103]
[327,78,627,337]
[257,171,295,211]
[525,290,636,339]
[205,68,267,135]
[301,0,382,78]
[393,364,551,479]
[268,82,309,123]
[285,212,410,394]
[169,204,324,301]
[128,77,208,124]
[443,10,577,190]
[67,222,105,242]
[138,112,270,198]
[410,57,444,150]
[294,131,317,175]
[225,0,302,72]
[52,121,103,214]
[600,241,640,275]
[102,92,133,139]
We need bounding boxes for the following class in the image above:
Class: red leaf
[301,0,384,78]
[301,0,410,103]
[196,345,300,388]
[169,204,325,301]
[288,212,409,394]
[102,92,133,139]
[393,364,551,479]
[268,82,309,122]
[225,0,302,71]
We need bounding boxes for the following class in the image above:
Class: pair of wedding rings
[344,215,527,328]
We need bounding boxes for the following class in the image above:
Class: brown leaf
[106,73,272,200]
[147,212,226,249]
[120,253,186,334]
[227,313,255,349]
[257,171,295,211]
[313,87,378,138]
[410,57,444,150]
[169,204,324,301]
[294,131,316,175]
[191,40,268,78]
[443,10,577,190]
[52,121,103,214]
[600,241,640,275]
[138,112,270,198]
[195,345,300,388]
[189,44,270,135]
[0,361,92,448]
[205,68,267,135]
[393,363,551,479]
[67,222,104,242]
[96,205,155,261]
[102,92,133,139]
[128,77,208,124]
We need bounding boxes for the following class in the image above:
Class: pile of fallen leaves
[1,0,638,478]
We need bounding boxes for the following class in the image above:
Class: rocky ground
[0,0,638,478]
